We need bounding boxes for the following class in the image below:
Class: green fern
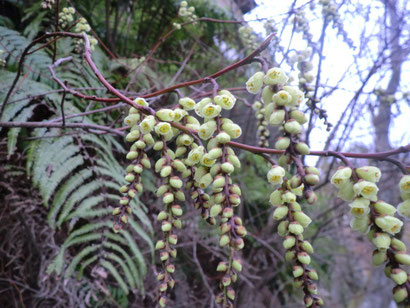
[0,26,52,82]
[25,128,153,294]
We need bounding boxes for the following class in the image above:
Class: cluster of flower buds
[113,98,155,233]
[252,101,270,147]
[153,130,187,307]
[74,18,98,51]
[289,48,332,132]
[238,26,259,51]
[181,90,243,307]
[268,170,323,307]
[41,0,54,10]
[246,66,322,306]
[178,1,197,23]
[331,167,410,304]
[294,9,313,41]
[58,7,75,28]
[398,175,410,218]
[319,0,353,47]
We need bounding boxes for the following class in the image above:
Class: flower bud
[275,137,291,150]
[305,190,317,204]
[288,221,304,235]
[337,180,355,201]
[393,285,408,303]
[219,234,230,247]
[199,173,213,189]
[171,205,183,216]
[124,113,140,127]
[155,240,166,250]
[210,204,222,217]
[356,166,381,183]
[222,122,242,139]
[160,166,172,178]
[290,109,308,124]
[232,259,243,272]
[281,191,296,203]
[305,174,319,186]
[217,261,228,272]
[163,193,174,204]
[297,252,311,265]
[295,142,310,155]
[398,199,410,218]
[391,268,407,285]
[301,240,314,254]
[284,119,302,134]
[125,130,141,142]
[270,189,283,206]
[269,109,285,126]
[216,132,231,144]
[350,216,370,234]
[372,233,391,250]
[161,221,172,232]
[283,236,296,249]
[262,86,274,104]
[277,220,289,237]
[157,211,168,221]
[273,205,289,220]
[394,251,410,265]
[373,200,396,216]
[223,207,234,219]
[293,265,304,278]
[156,109,174,121]
[307,269,319,280]
[227,288,235,300]
[391,238,406,251]
[125,173,135,183]
[372,249,387,266]
[246,71,264,94]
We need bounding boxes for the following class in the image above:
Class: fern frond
[100,260,129,295]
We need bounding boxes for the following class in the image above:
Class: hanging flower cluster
[252,100,270,147]
[113,99,153,232]
[331,168,410,304]
[245,67,324,306]
[58,7,98,51]
[239,26,259,50]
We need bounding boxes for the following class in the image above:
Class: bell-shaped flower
[194,97,212,117]
[139,115,156,134]
[198,121,217,140]
[353,180,379,201]
[399,175,410,193]
[263,67,288,85]
[269,189,283,206]
[186,146,205,165]
[397,199,410,219]
[350,216,370,234]
[134,97,148,107]
[262,86,274,104]
[269,109,285,126]
[337,180,355,201]
[375,215,403,235]
[201,103,221,118]
[214,94,235,110]
[156,108,175,121]
[222,122,242,139]
[272,90,291,106]
[356,166,382,183]
[155,122,172,135]
[282,86,305,106]
[173,108,187,122]
[245,72,264,94]
[179,97,196,110]
[267,165,286,185]
[331,167,352,187]
[348,197,370,216]
[373,200,396,216]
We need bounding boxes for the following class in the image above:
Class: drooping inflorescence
[331,168,410,304]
